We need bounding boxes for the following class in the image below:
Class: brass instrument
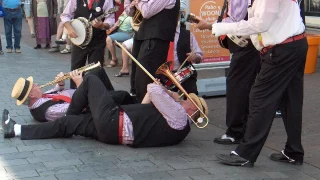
[114,40,209,128]
[40,62,101,88]
[130,9,143,31]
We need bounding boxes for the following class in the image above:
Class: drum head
[70,19,86,45]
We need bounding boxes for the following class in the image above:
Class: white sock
[61,34,67,40]
[14,124,21,137]
[66,45,71,49]
[231,151,239,156]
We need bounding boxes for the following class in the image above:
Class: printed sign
[190,0,230,62]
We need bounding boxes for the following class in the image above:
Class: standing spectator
[23,0,35,38]
[49,0,71,54]
[0,35,3,55]
[32,0,57,49]
[1,0,23,53]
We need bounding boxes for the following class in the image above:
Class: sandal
[106,59,118,68]
[115,72,129,77]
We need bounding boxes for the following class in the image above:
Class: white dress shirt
[212,0,305,50]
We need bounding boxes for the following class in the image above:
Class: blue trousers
[3,8,22,49]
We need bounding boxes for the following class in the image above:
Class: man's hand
[64,22,78,38]
[70,70,83,88]
[195,17,212,30]
[92,19,104,29]
[55,72,65,86]
[186,52,201,64]
[130,0,138,8]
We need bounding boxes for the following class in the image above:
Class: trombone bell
[155,62,209,128]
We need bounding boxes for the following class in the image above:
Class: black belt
[4,7,21,12]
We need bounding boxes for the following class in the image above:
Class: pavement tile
[55,171,99,180]
[167,168,210,177]
[0,147,18,155]
[262,171,289,179]
[36,166,80,176]
[0,170,39,179]
[16,175,58,180]
[76,163,117,172]
[32,148,71,156]
[95,167,138,177]
[43,159,83,168]
[17,144,54,152]
[132,164,174,173]
[0,158,29,166]
[26,154,67,163]
[0,151,35,160]
[4,163,45,173]
[129,171,173,180]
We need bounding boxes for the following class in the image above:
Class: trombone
[114,40,209,128]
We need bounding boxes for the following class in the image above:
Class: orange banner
[190,0,230,63]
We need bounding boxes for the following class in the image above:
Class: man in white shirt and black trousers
[195,0,261,145]
[199,0,308,167]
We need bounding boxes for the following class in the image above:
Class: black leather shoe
[216,153,254,167]
[55,39,67,45]
[270,151,303,165]
[34,44,41,49]
[214,134,241,144]
[2,109,16,138]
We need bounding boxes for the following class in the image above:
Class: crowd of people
[1,0,309,169]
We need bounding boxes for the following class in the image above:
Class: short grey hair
[22,97,31,106]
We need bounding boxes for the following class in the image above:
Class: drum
[164,65,195,90]
[69,17,93,48]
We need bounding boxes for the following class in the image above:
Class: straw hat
[188,93,209,117]
[11,77,34,105]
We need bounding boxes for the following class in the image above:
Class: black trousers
[236,38,308,162]
[21,75,135,144]
[132,38,170,102]
[225,43,261,139]
[86,67,114,91]
[70,41,106,89]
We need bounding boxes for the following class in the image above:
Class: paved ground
[1,19,320,180]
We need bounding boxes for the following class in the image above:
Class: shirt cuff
[212,23,237,37]
[60,17,71,23]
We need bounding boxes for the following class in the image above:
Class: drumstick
[177,50,195,72]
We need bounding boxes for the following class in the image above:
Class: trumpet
[40,62,101,88]
[114,40,209,128]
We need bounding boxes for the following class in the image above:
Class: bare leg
[56,22,64,41]
[120,43,130,73]
[26,17,35,35]
[106,36,117,61]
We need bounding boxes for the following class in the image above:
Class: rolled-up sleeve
[124,0,131,15]
[148,84,188,130]
[190,32,203,60]
[103,0,115,26]
[136,0,175,19]
[60,0,75,23]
